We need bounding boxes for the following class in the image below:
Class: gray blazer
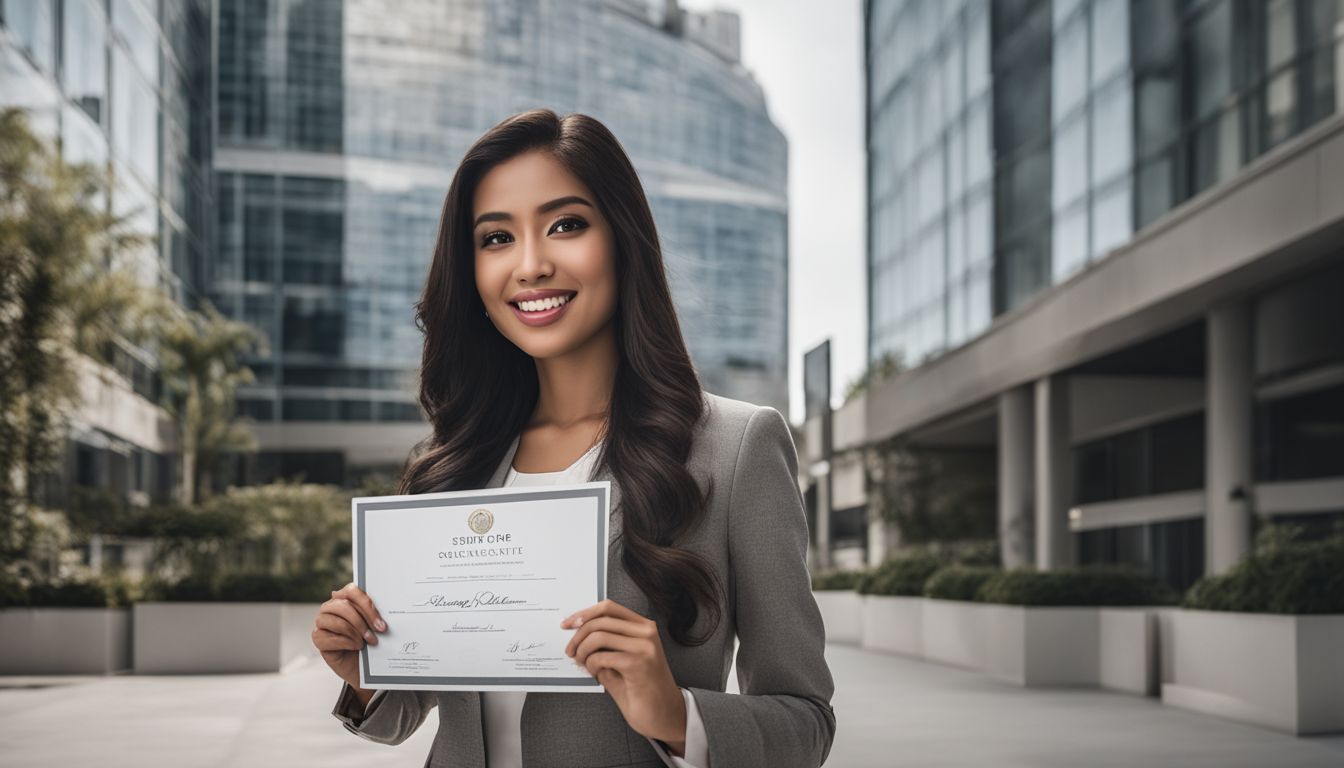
[331,391,836,767]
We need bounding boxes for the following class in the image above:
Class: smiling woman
[313,108,836,768]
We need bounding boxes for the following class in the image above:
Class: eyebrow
[473,195,594,229]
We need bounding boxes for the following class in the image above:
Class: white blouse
[364,441,710,767]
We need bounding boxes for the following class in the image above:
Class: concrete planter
[1159,609,1344,735]
[860,594,923,657]
[1098,607,1159,696]
[0,608,131,674]
[924,600,1099,686]
[133,602,322,674]
[812,590,862,645]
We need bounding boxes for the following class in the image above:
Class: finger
[313,627,362,652]
[333,583,388,633]
[583,650,633,677]
[572,630,643,668]
[324,598,377,644]
[564,616,648,656]
[317,611,365,645]
[562,598,643,628]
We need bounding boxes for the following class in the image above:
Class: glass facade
[867,0,994,366]
[865,0,1344,367]
[0,0,213,504]
[214,0,790,455]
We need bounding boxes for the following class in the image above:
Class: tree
[843,350,905,404]
[156,299,265,506]
[0,107,154,574]
[864,433,997,545]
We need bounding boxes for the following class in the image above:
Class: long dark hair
[399,108,722,647]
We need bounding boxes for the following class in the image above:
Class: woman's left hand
[562,599,687,753]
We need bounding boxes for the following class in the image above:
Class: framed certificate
[352,481,611,692]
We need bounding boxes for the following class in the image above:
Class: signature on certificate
[506,640,545,654]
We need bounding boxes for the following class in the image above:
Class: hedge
[857,552,944,596]
[811,569,865,591]
[145,571,340,603]
[1182,533,1344,614]
[975,566,1177,607]
[923,565,1000,601]
[0,574,134,608]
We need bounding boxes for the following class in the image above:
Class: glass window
[1261,69,1298,150]
[62,0,107,126]
[1090,0,1129,86]
[1091,177,1132,258]
[1053,13,1087,125]
[111,47,159,186]
[1265,0,1296,72]
[1256,383,1344,482]
[1190,0,1235,120]
[1136,151,1176,228]
[1192,106,1241,194]
[1131,0,1180,69]
[1136,71,1180,157]
[966,98,992,186]
[1052,203,1088,282]
[112,0,159,84]
[3,0,56,72]
[966,5,990,97]
[1091,78,1133,185]
[1053,115,1087,211]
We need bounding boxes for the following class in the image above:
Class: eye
[480,230,510,248]
[551,216,587,235]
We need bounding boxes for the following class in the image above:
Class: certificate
[351,481,610,692]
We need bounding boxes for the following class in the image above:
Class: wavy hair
[399,108,722,646]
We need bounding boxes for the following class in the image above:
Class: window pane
[1091,177,1132,258]
[62,0,107,126]
[1190,0,1235,120]
[1053,13,1087,125]
[1053,203,1088,281]
[1090,0,1129,86]
[1053,115,1087,210]
[1091,78,1133,185]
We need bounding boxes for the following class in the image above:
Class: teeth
[516,294,572,312]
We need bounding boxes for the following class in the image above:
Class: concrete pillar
[1034,375,1074,570]
[1206,302,1254,574]
[998,386,1035,568]
[815,472,833,569]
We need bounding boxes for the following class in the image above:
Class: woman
[312,108,836,767]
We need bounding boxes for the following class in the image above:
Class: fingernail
[375,618,387,632]
[365,630,377,644]
[573,617,583,627]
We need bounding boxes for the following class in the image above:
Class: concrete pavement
[0,644,1341,766]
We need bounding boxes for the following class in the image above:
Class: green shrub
[1182,532,1344,614]
[0,575,132,608]
[975,566,1178,607]
[811,569,865,591]
[147,571,340,603]
[857,552,944,596]
[924,565,1000,601]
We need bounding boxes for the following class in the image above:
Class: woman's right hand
[313,582,388,690]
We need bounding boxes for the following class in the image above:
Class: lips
[508,291,576,327]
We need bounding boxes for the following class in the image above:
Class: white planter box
[1159,609,1344,735]
[0,608,131,674]
[133,602,322,674]
[812,590,862,645]
[1098,607,1158,696]
[860,595,923,657]
[923,600,1100,687]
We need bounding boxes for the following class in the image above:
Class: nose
[515,231,554,283]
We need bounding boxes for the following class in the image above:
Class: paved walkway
[0,644,1341,767]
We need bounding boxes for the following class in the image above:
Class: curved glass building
[214,0,788,484]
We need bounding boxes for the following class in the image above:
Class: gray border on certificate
[356,484,608,688]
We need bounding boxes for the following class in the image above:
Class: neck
[531,319,618,428]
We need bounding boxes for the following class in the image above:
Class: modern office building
[0,0,213,509]
[213,0,788,486]
[811,0,1344,587]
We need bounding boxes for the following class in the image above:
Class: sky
[682,0,868,426]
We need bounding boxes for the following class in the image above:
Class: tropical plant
[0,107,155,574]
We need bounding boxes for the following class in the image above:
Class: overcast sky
[683,0,868,425]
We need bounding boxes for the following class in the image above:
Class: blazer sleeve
[684,405,837,767]
[331,681,436,745]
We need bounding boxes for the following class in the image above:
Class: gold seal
[468,508,494,534]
